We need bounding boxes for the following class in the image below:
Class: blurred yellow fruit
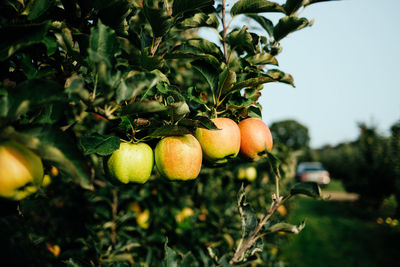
[385,217,392,224]
[46,243,61,257]
[391,219,399,227]
[176,207,194,223]
[137,209,150,229]
[0,141,44,200]
[277,205,287,217]
[127,201,141,213]
[377,217,383,224]
[50,166,59,177]
[42,174,52,187]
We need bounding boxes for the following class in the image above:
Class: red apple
[155,134,202,180]
[195,117,241,164]
[239,118,273,160]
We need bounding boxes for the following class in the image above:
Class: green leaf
[245,53,278,66]
[225,70,294,97]
[266,69,294,86]
[97,0,132,31]
[79,134,120,156]
[188,39,223,58]
[265,150,281,176]
[120,101,167,116]
[180,13,219,29]
[226,26,254,54]
[273,16,311,42]
[290,181,321,198]
[246,14,274,37]
[27,0,55,21]
[218,68,237,97]
[179,116,218,130]
[143,4,173,37]
[162,241,180,267]
[3,79,65,119]
[0,21,50,61]
[181,252,199,267]
[88,20,121,68]
[172,0,214,16]
[148,125,191,138]
[283,0,304,15]
[191,59,219,96]
[1,126,92,190]
[231,0,285,16]
[265,221,306,234]
[116,72,159,103]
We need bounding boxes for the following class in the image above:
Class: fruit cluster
[107,117,273,183]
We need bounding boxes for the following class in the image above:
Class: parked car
[296,162,330,185]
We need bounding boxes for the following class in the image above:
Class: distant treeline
[315,121,400,216]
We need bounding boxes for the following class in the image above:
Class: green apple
[106,142,153,184]
[195,118,241,164]
[155,134,202,180]
[0,141,44,200]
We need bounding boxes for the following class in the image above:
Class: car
[295,162,330,185]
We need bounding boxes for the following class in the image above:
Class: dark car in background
[296,162,330,185]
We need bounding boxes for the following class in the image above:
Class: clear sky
[200,0,400,148]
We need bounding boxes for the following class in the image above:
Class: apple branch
[230,194,290,264]
[221,0,229,65]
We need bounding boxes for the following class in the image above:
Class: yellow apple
[195,118,241,164]
[0,141,44,200]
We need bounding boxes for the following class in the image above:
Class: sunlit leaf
[246,14,274,37]
[273,16,311,41]
[231,0,285,16]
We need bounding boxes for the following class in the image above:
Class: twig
[111,189,118,245]
[230,193,291,264]
[150,37,162,56]
[221,0,229,65]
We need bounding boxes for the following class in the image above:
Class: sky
[200,0,400,148]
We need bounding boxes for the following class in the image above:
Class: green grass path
[280,198,400,267]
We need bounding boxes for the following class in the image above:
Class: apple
[238,118,273,160]
[237,166,257,181]
[195,117,241,164]
[0,141,44,200]
[155,134,202,180]
[106,142,153,184]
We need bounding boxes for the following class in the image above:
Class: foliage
[270,119,310,151]
[316,121,400,214]
[0,0,337,265]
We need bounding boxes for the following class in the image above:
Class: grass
[280,197,400,267]
[323,179,346,192]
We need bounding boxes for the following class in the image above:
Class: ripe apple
[195,117,241,164]
[106,142,153,184]
[238,118,273,160]
[0,141,44,200]
[155,134,202,180]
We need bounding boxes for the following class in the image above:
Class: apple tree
[0,0,337,265]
